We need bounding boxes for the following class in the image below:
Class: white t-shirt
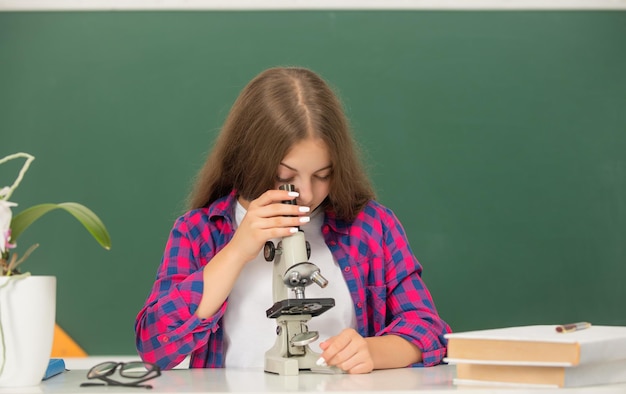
[223,202,357,368]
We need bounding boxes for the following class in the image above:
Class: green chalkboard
[1,11,625,355]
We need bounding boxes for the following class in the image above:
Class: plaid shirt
[135,190,450,370]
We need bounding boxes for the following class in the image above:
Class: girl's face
[276,137,332,211]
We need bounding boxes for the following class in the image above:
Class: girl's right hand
[228,189,311,264]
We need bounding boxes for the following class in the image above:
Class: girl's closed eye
[314,169,333,181]
[276,176,294,183]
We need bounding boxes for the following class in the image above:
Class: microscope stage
[266,298,335,318]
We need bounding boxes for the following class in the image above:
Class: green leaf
[10,203,112,250]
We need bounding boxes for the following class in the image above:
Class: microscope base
[264,355,303,376]
[264,352,341,376]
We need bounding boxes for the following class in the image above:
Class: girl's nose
[294,181,312,207]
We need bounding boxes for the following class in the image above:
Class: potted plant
[0,152,111,387]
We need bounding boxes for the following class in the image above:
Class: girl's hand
[318,328,374,374]
[229,189,310,263]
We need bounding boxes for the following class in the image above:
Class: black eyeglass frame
[80,361,161,389]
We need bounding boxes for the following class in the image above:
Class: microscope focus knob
[264,241,276,261]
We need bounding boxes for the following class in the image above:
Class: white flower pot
[0,275,56,387]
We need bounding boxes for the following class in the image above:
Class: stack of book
[443,324,626,388]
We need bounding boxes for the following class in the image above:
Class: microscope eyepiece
[279,184,297,205]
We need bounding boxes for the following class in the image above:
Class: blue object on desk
[43,358,66,380]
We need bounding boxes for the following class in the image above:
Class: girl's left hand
[318,328,374,374]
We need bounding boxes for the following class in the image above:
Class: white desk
[3,363,626,393]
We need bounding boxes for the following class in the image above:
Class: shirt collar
[323,208,350,235]
[206,189,238,223]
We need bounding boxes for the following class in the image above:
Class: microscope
[263,184,336,375]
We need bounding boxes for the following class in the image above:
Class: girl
[135,67,450,374]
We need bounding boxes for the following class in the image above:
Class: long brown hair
[188,67,375,221]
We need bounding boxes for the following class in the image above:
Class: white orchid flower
[0,197,18,255]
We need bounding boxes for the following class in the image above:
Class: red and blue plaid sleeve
[334,202,451,367]
[134,210,229,369]
[376,205,451,366]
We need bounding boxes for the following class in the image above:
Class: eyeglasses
[80,361,161,389]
